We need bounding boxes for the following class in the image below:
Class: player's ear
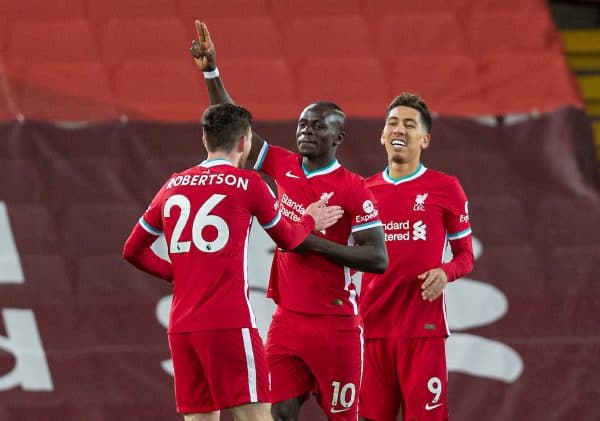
[334,130,344,146]
[421,133,431,150]
[380,130,385,146]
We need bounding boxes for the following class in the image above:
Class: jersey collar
[382,163,427,185]
[302,159,341,179]
[199,158,235,168]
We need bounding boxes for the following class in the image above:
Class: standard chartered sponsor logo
[383,219,426,241]
[412,220,426,240]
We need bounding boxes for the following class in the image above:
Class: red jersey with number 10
[139,159,313,333]
[255,143,383,316]
[361,164,473,338]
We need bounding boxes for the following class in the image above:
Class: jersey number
[331,381,356,408]
[428,376,442,403]
[164,194,229,253]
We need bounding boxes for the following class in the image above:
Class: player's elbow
[368,249,388,274]
[122,241,137,265]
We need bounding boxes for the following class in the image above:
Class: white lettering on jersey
[166,173,249,191]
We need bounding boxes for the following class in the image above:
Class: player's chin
[297,146,315,157]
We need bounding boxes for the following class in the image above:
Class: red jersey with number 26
[361,164,473,338]
[138,159,314,333]
[255,142,383,317]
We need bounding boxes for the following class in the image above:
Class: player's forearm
[267,215,315,251]
[123,246,173,281]
[205,76,234,105]
[441,237,474,282]
[295,234,388,274]
[123,225,173,281]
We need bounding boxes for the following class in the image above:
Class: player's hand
[305,198,344,232]
[190,20,216,71]
[419,268,448,302]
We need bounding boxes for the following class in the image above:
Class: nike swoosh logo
[330,407,351,413]
[285,170,300,178]
[425,402,444,411]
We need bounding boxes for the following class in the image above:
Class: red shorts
[168,328,270,413]
[266,307,363,420]
[360,337,448,421]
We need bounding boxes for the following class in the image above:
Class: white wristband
[203,68,220,79]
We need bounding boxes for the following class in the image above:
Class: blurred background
[0,0,599,419]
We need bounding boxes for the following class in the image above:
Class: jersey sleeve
[253,141,293,178]
[250,175,315,250]
[122,180,172,281]
[441,177,474,281]
[444,177,472,241]
[349,177,383,233]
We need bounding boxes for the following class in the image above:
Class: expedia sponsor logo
[355,209,379,224]
[460,200,470,223]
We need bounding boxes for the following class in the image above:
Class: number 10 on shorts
[331,381,356,408]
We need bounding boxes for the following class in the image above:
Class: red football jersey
[255,142,382,316]
[360,164,473,338]
[139,159,313,333]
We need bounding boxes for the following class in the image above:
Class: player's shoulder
[365,171,384,187]
[338,165,367,184]
[423,168,465,194]
[425,168,460,185]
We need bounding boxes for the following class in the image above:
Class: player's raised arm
[190,20,265,168]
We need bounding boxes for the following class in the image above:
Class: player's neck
[302,156,336,172]
[206,151,240,167]
[387,160,421,179]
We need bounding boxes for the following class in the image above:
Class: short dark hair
[306,101,346,129]
[201,103,253,152]
[387,93,432,133]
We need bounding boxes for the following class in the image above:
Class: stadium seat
[359,0,452,17]
[216,58,297,120]
[374,13,467,56]
[113,59,207,121]
[450,0,547,14]
[88,0,177,24]
[561,29,600,55]
[388,55,489,117]
[467,11,562,54]
[61,204,142,255]
[576,74,600,100]
[192,17,282,58]
[296,57,388,117]
[18,63,118,121]
[481,52,582,114]
[283,15,369,60]
[102,18,188,66]
[7,19,98,65]
[0,0,86,21]
[271,0,360,21]
[178,0,269,20]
